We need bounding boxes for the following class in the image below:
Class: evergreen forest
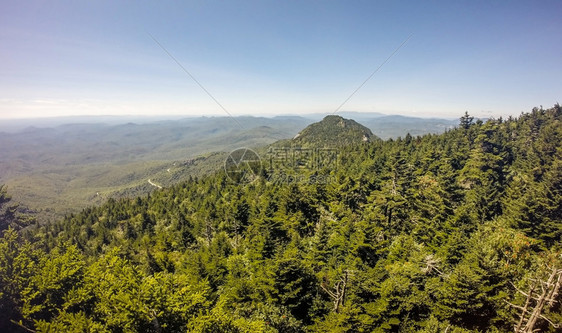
[1,105,561,332]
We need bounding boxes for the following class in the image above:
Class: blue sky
[1,1,560,119]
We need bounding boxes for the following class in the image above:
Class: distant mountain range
[0,113,458,139]
[0,113,460,220]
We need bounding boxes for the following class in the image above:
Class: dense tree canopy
[0,185,32,232]
[1,105,561,332]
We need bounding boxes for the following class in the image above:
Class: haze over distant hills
[0,112,457,139]
[0,113,458,221]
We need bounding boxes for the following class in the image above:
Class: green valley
[0,114,455,222]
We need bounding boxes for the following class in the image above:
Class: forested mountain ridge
[292,115,378,146]
[1,105,561,332]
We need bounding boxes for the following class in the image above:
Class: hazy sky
[1,1,560,119]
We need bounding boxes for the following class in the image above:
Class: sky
[0,0,561,120]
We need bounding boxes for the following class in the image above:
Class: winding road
[147,179,162,189]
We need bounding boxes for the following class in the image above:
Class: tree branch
[10,320,37,333]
